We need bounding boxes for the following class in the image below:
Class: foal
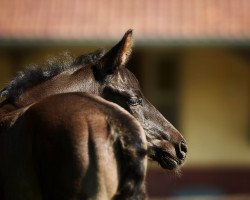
[0,30,187,199]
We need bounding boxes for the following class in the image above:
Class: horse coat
[1,92,147,200]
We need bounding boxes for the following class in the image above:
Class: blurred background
[0,0,249,199]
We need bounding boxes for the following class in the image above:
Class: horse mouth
[148,147,183,170]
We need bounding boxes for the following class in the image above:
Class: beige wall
[0,51,13,87]
[180,48,250,167]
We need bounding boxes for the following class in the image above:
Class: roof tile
[0,0,249,41]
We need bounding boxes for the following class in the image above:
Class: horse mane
[0,49,105,100]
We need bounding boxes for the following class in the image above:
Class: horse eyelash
[128,97,143,106]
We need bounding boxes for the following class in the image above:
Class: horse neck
[14,67,100,108]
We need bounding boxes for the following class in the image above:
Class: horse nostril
[177,141,188,160]
[181,142,188,153]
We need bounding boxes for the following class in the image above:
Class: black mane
[0,49,105,100]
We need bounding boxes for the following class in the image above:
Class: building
[0,0,250,199]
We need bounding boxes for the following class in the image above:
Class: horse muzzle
[147,139,188,170]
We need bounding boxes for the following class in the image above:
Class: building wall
[0,50,13,88]
[180,48,250,167]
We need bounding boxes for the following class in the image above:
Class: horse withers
[0,30,187,199]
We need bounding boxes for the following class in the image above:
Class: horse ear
[97,29,133,76]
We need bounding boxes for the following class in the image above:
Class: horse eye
[128,96,142,106]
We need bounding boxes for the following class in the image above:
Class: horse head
[93,30,187,170]
[0,30,187,170]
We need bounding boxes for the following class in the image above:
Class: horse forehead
[111,69,140,89]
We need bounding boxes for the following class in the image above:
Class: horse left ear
[96,29,133,76]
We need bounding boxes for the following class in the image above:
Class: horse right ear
[94,29,133,80]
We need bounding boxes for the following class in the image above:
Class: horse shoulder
[22,93,116,199]
[2,92,147,199]
[80,93,148,200]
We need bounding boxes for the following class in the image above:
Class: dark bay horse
[0,30,187,199]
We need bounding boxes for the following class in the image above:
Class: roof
[0,0,250,42]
